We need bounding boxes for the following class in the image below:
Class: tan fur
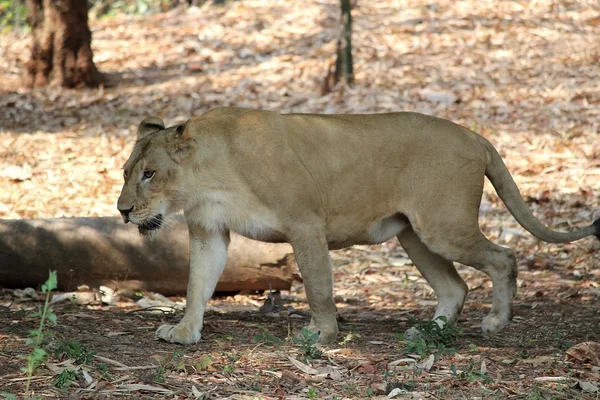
[117,107,598,344]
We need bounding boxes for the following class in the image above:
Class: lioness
[117,107,599,345]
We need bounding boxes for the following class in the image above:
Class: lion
[117,107,599,345]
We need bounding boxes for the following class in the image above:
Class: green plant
[53,368,78,389]
[400,316,461,359]
[222,364,233,374]
[340,331,361,346]
[54,340,96,365]
[194,355,213,371]
[293,328,322,361]
[96,363,111,380]
[307,387,318,400]
[0,0,28,33]
[169,350,186,371]
[219,351,240,375]
[253,327,283,345]
[553,331,573,351]
[23,270,58,395]
[153,366,166,383]
[343,383,359,395]
[451,361,494,383]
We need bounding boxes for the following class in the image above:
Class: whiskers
[142,213,181,239]
[148,214,164,228]
[159,215,178,230]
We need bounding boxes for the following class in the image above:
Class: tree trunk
[25,0,101,88]
[334,0,354,85]
[0,216,297,296]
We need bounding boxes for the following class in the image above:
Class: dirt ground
[1,0,599,399]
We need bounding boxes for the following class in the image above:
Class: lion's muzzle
[118,205,134,223]
[138,214,164,236]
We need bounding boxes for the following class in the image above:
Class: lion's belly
[187,192,409,249]
[325,213,409,250]
[242,214,409,249]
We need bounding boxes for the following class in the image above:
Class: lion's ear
[137,117,165,140]
[168,119,196,163]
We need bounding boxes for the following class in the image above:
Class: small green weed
[96,363,111,380]
[194,355,214,371]
[53,368,78,389]
[222,364,233,374]
[343,382,359,395]
[54,340,96,365]
[293,328,322,361]
[170,350,186,371]
[451,361,494,383]
[22,270,58,394]
[400,316,461,360]
[151,350,189,381]
[153,366,166,383]
[340,331,361,346]
[220,351,240,375]
[51,340,96,389]
[553,331,573,351]
[307,387,319,400]
[253,326,283,345]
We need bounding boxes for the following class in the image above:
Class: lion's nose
[118,206,134,223]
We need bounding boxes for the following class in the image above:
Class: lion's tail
[481,138,599,243]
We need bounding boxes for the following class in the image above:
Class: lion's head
[117,117,195,235]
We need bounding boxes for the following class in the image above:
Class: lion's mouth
[138,214,163,235]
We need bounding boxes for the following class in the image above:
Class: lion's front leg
[156,226,229,344]
[290,229,338,344]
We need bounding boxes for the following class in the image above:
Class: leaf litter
[0,0,599,398]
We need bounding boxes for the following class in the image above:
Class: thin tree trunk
[334,0,354,85]
[25,0,101,88]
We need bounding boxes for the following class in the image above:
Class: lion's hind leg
[419,227,518,335]
[397,225,468,339]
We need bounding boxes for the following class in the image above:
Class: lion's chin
[138,214,163,236]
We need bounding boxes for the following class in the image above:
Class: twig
[94,354,128,368]
[126,306,179,314]
[113,365,158,371]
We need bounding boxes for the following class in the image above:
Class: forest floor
[0,0,599,399]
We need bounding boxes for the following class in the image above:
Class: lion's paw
[155,323,201,344]
[303,318,338,344]
[481,314,510,335]
[317,328,338,344]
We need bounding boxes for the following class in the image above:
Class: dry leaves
[0,0,599,399]
[566,342,600,367]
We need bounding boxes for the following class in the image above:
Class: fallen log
[0,216,296,295]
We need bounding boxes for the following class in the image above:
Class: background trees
[335,0,354,85]
[16,0,356,89]
[24,0,101,88]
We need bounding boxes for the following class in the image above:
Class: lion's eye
[142,170,155,180]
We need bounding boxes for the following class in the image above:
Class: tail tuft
[594,218,600,240]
